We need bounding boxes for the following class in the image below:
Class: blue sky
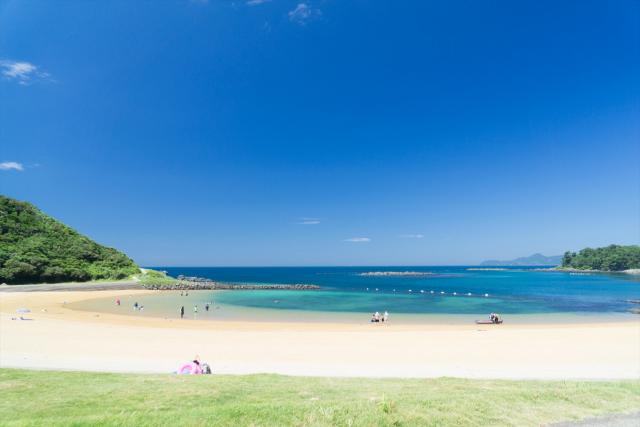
[1,1,639,266]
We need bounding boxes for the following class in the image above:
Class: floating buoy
[467,293,472,296]
[430,290,434,294]
[484,293,489,297]
[453,292,457,295]
[420,290,425,293]
[440,291,445,294]
[409,289,412,293]
[375,288,379,291]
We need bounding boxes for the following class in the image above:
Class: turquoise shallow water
[71,266,640,323]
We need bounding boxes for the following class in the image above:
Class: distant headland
[480,246,640,273]
[557,245,640,273]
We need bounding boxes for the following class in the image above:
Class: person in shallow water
[205,303,210,312]
[193,305,198,315]
[180,306,185,318]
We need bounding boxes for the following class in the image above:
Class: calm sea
[71,266,640,323]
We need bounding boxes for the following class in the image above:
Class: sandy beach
[1,289,639,379]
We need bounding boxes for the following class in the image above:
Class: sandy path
[1,290,639,379]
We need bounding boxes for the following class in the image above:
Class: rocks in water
[143,278,319,291]
[358,271,433,277]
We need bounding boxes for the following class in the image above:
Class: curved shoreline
[67,289,639,326]
[1,289,639,379]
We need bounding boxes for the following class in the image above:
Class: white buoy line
[363,288,490,297]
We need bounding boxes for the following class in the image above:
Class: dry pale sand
[1,290,639,379]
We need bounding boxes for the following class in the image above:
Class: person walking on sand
[180,306,185,319]
[115,298,120,306]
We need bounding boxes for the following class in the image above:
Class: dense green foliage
[138,268,178,286]
[0,196,139,284]
[1,369,638,427]
[561,244,640,271]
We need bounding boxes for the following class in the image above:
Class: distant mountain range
[480,253,562,266]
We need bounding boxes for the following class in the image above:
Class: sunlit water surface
[70,266,640,324]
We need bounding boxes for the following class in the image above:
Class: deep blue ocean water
[151,266,640,315]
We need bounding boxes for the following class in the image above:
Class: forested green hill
[0,196,139,284]
[561,245,640,271]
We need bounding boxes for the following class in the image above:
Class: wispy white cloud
[0,60,51,85]
[297,217,321,225]
[0,162,24,171]
[247,0,270,5]
[288,3,321,25]
[344,237,371,243]
[399,234,424,239]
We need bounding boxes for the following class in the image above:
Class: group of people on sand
[114,298,144,312]
[489,313,502,324]
[370,311,389,323]
[179,302,213,318]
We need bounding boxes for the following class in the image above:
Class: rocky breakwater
[142,275,320,291]
[358,271,434,277]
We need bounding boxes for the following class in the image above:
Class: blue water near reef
[151,266,640,316]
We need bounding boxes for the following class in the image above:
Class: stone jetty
[142,276,319,291]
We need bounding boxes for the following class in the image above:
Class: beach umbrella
[16,308,31,314]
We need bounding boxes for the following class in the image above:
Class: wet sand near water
[1,290,638,379]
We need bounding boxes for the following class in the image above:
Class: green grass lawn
[0,369,638,427]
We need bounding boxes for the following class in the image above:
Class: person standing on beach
[180,306,184,319]
[193,305,198,316]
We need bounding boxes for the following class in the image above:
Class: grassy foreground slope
[0,196,139,284]
[1,370,639,427]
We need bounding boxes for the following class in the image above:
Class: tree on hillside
[0,196,138,284]
[560,245,640,271]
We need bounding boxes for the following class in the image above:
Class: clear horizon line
[142,264,559,268]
